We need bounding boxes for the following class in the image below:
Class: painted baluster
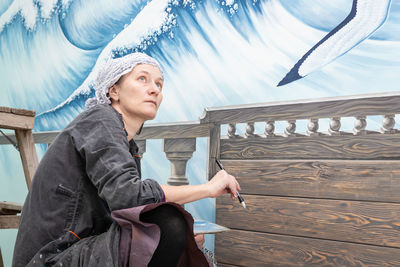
[135,140,146,158]
[227,123,237,138]
[265,121,275,137]
[245,122,255,138]
[307,118,319,136]
[285,120,296,137]
[328,117,341,136]
[381,114,396,134]
[353,116,367,135]
[163,138,196,186]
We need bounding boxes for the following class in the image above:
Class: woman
[12,53,241,267]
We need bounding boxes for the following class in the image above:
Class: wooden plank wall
[215,133,400,266]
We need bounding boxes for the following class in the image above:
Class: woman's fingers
[208,170,242,198]
[194,234,205,249]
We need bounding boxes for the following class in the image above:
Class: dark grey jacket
[12,104,164,266]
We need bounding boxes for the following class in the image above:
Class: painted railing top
[1,91,399,145]
[199,91,400,124]
[0,120,210,145]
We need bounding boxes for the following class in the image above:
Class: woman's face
[111,63,164,121]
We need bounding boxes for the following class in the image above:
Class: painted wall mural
[1,0,399,265]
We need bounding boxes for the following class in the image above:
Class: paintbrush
[216,158,246,209]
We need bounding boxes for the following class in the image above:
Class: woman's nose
[148,82,161,95]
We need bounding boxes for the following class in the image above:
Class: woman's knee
[141,205,187,240]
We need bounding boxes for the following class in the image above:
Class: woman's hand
[194,234,205,249]
[206,170,241,199]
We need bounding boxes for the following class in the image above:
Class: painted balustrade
[1,91,400,185]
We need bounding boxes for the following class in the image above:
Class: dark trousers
[140,205,187,267]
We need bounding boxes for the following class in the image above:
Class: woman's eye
[138,76,146,82]
[156,83,162,89]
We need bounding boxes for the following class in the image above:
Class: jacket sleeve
[71,109,164,211]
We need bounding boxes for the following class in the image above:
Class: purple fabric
[161,189,166,202]
[111,202,211,267]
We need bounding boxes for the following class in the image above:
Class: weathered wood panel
[217,195,400,248]
[200,92,400,124]
[207,124,221,180]
[0,202,23,215]
[0,215,20,229]
[136,121,210,140]
[0,106,35,116]
[221,159,400,202]
[0,112,35,130]
[215,229,400,267]
[220,134,400,159]
[16,129,39,188]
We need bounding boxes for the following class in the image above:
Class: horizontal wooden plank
[222,159,400,202]
[0,122,211,145]
[217,195,400,248]
[0,215,20,229]
[0,112,35,130]
[0,106,35,116]
[215,229,400,266]
[0,131,58,145]
[136,121,210,140]
[0,202,23,215]
[220,133,400,159]
[200,91,400,124]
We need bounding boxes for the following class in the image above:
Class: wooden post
[207,124,221,181]
[163,138,196,186]
[0,247,4,267]
[15,129,39,188]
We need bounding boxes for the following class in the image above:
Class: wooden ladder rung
[0,201,23,215]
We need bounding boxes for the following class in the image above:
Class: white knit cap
[85,52,164,109]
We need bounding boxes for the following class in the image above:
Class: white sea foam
[38,0,175,116]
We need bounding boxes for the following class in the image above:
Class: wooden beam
[200,91,400,124]
[136,121,210,140]
[0,202,23,215]
[0,112,35,130]
[0,215,20,229]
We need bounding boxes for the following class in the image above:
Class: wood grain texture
[200,92,400,124]
[217,195,400,248]
[215,229,400,267]
[16,129,39,188]
[136,121,210,140]
[0,202,23,215]
[0,215,20,229]
[221,159,400,202]
[0,112,35,130]
[220,133,400,159]
[0,106,35,116]
[207,124,221,180]
[163,138,196,153]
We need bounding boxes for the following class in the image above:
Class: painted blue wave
[1,1,400,264]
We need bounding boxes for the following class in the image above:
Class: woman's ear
[108,85,119,103]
